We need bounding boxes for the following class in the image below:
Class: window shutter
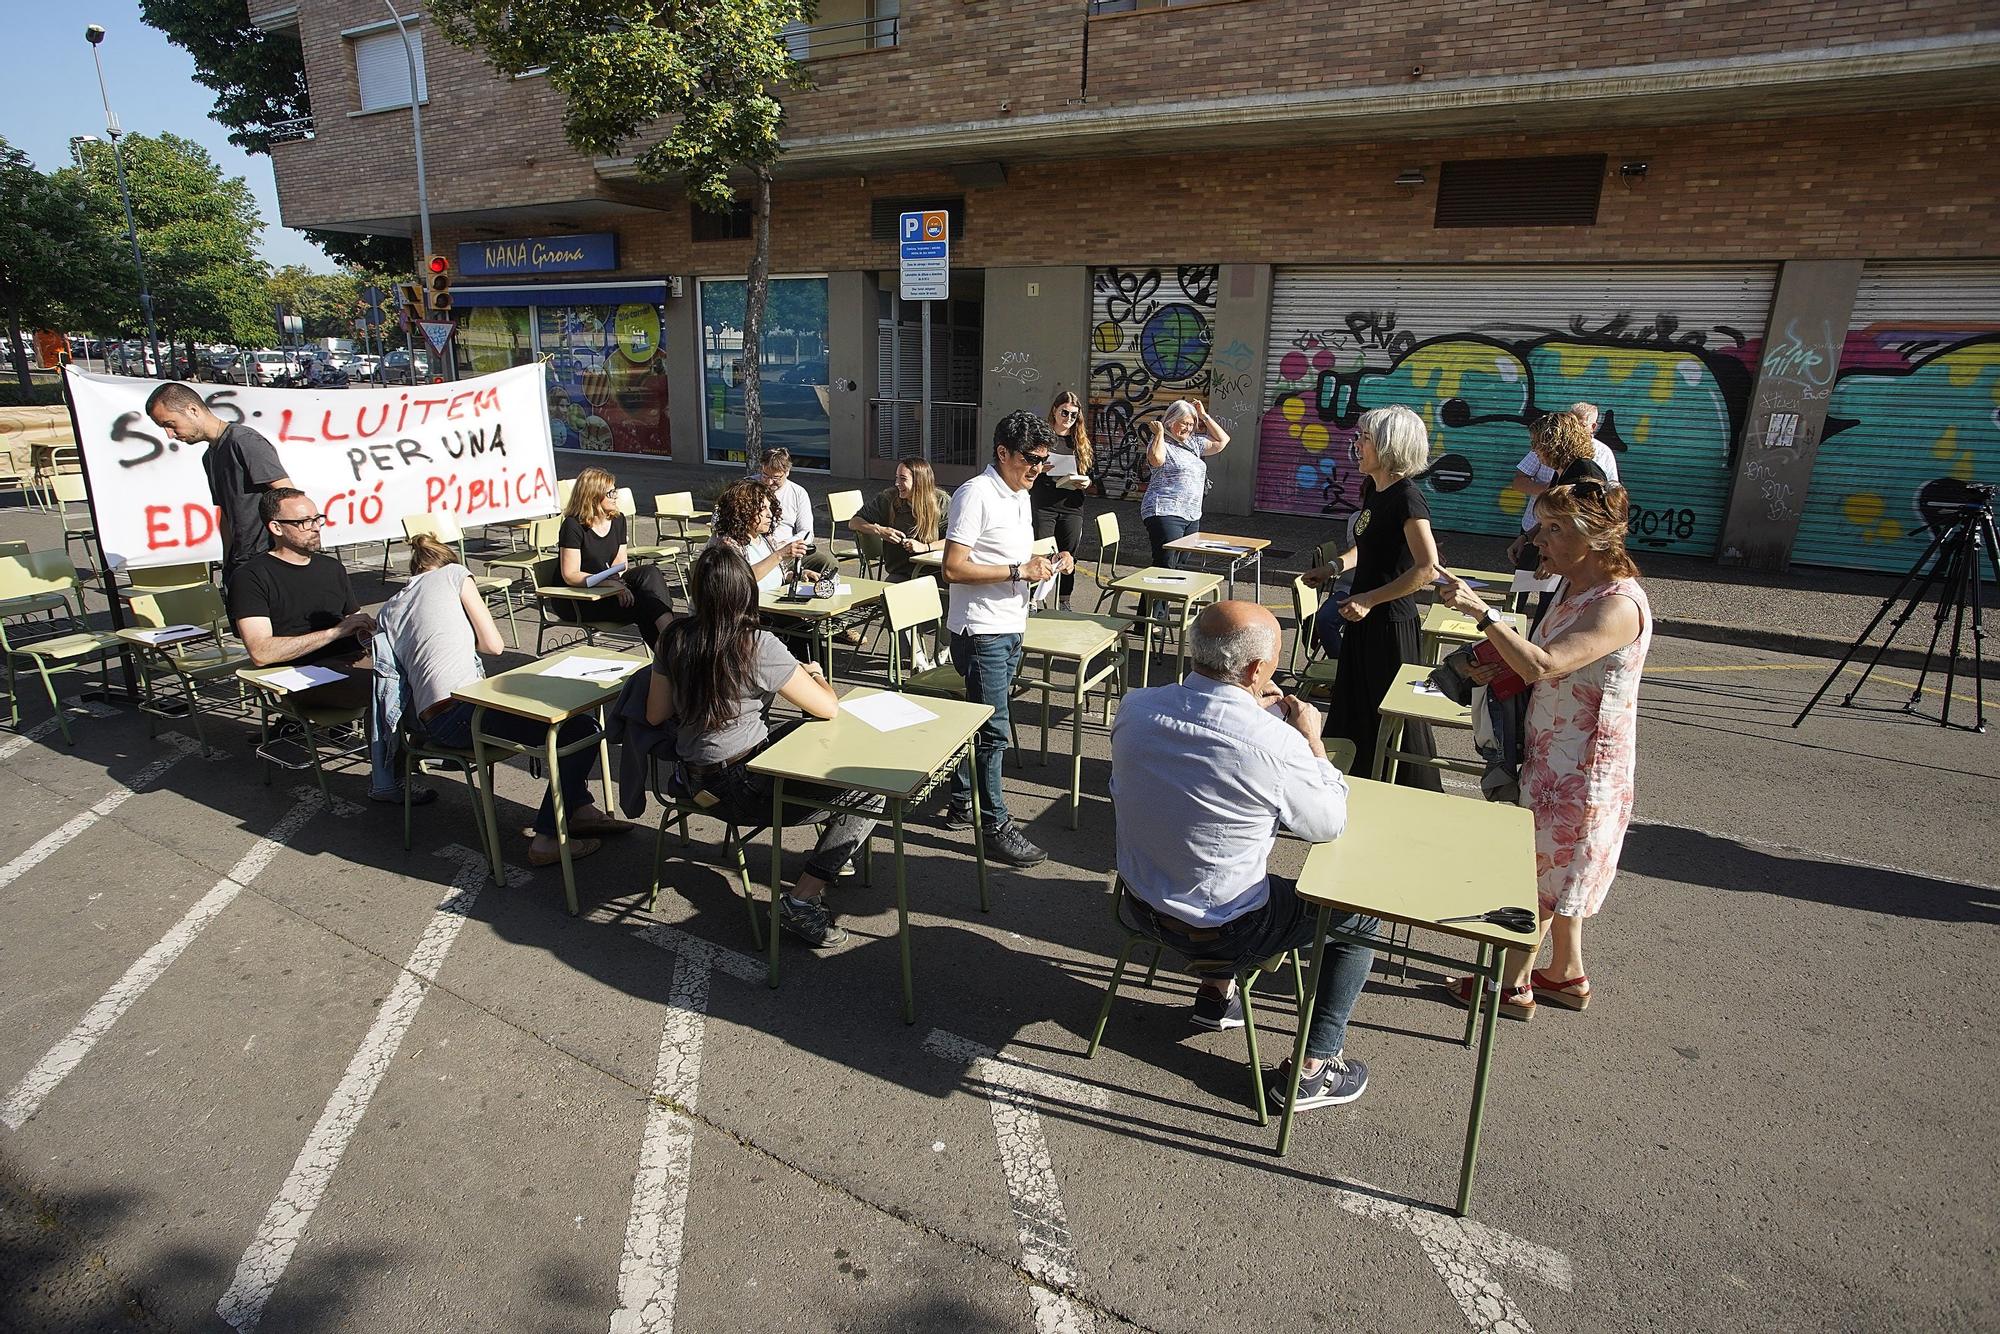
[355,28,427,112]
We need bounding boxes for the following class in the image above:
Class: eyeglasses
[274,514,329,528]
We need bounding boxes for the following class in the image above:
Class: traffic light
[426,253,452,316]
[396,280,425,316]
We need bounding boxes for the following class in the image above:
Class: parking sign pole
[921,298,932,465]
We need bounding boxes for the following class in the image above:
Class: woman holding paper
[708,478,807,593]
[1032,391,1094,610]
[558,466,677,647]
[1433,481,1650,1018]
[1301,405,1443,789]
[647,545,882,948]
[1140,398,1229,569]
[386,535,632,867]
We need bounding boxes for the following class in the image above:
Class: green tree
[266,265,368,341]
[429,0,811,452]
[61,133,271,364]
[0,138,123,389]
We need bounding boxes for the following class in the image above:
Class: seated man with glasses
[229,487,377,713]
[938,410,1073,868]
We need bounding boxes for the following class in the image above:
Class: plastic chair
[1086,878,1305,1127]
[0,550,118,745]
[51,475,98,572]
[123,562,214,599]
[239,668,368,801]
[398,724,496,857]
[879,577,1020,750]
[854,529,885,580]
[390,513,521,645]
[531,554,627,654]
[126,585,250,754]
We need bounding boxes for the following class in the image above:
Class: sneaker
[779,894,849,947]
[939,803,976,832]
[370,783,437,806]
[984,822,1047,868]
[1267,1054,1369,1111]
[1191,990,1245,1031]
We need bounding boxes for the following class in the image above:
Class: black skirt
[1327,612,1442,790]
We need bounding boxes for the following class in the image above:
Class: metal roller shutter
[1791,262,2000,574]
[1255,265,1776,557]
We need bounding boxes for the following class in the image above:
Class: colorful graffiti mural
[1794,328,2000,571]
[1089,266,1215,499]
[1255,315,1757,554]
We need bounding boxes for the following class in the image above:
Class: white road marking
[1,786,339,1131]
[609,923,761,1334]
[0,734,196,895]
[924,1029,1107,1334]
[1332,1187,1573,1333]
[0,703,116,766]
[215,844,514,1332]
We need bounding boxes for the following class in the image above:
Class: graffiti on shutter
[1088,266,1216,500]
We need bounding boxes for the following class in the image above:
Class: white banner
[63,363,557,570]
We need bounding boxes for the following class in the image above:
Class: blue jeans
[1133,874,1378,1061]
[947,629,1023,829]
[1143,513,1198,570]
[415,702,597,837]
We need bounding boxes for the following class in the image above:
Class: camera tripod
[1793,483,1998,731]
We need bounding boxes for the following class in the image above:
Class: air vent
[869,196,966,242]
[691,202,752,242]
[1434,155,1605,228]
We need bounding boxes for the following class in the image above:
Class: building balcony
[786,11,899,61]
[267,114,316,144]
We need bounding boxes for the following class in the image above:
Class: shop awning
[452,279,670,309]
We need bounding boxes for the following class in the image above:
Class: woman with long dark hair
[708,476,806,591]
[1032,391,1094,610]
[645,545,882,947]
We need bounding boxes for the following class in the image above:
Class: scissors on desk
[1435,906,1538,933]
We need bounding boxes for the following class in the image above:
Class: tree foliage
[429,0,813,451]
[60,133,271,349]
[0,138,125,388]
[138,0,310,155]
[267,265,371,341]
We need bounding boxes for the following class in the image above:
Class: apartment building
[253,0,2000,571]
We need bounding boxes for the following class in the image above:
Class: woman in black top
[1031,390,1094,610]
[1301,405,1444,789]
[558,465,677,647]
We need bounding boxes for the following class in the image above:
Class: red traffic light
[427,254,449,275]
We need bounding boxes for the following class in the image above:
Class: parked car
[353,353,381,381]
[375,349,435,384]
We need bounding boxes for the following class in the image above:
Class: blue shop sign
[458,232,618,277]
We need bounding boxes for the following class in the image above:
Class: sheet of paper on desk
[540,655,639,682]
[1412,678,1445,695]
[131,624,210,645]
[841,693,938,732]
[261,664,347,691]
[1511,570,1560,594]
[584,562,628,588]
[1142,575,1193,585]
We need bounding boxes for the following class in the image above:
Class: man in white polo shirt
[939,410,1073,868]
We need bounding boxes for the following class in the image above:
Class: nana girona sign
[63,363,558,570]
[457,232,618,277]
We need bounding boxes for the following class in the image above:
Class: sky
[8,3,334,272]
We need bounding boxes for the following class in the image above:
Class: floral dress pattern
[1519,577,1652,917]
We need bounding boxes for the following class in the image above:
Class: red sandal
[1439,974,1535,1021]
[1531,969,1592,1010]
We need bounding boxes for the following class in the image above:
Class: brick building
[253,0,2000,571]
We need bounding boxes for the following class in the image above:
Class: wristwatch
[1009,563,1021,582]
[1476,607,1501,631]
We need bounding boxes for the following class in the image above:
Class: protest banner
[62,363,557,570]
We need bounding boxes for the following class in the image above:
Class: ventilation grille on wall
[869,196,966,242]
[1434,155,1605,228]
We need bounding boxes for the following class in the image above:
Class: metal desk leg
[471,707,505,881]
[1457,950,1504,1216]
[595,704,613,811]
[1068,668,1085,829]
[548,726,579,916]
[1250,551,1262,607]
[1138,616,1154,690]
[1463,941,1485,1046]
[970,743,989,912]
[1371,715,1401,783]
[767,778,785,988]
[1275,903,1333,1157]
[895,802,913,1024]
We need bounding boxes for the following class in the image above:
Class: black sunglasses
[1015,449,1053,469]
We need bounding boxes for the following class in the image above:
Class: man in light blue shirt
[1110,599,1377,1111]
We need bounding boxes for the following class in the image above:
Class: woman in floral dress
[1433,480,1651,1019]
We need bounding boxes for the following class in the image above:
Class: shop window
[538,304,671,456]
[352,26,427,112]
[699,277,830,469]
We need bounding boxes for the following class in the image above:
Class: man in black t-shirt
[230,488,375,710]
[146,382,293,588]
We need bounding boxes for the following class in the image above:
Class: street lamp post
[84,25,162,379]
[383,0,448,380]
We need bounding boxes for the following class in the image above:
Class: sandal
[1531,969,1592,1010]
[527,837,600,867]
[568,815,635,837]
[1439,974,1535,1021]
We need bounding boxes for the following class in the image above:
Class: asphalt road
[0,603,1994,1333]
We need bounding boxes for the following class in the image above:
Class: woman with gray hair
[1301,405,1443,787]
[1140,398,1230,568]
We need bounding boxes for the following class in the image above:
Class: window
[699,277,830,468]
[353,27,427,112]
[692,202,753,243]
[1434,155,1605,228]
[868,196,966,242]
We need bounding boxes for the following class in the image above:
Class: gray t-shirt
[668,628,800,765]
[379,564,480,712]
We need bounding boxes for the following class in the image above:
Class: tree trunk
[741,167,772,461]
[5,310,32,393]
